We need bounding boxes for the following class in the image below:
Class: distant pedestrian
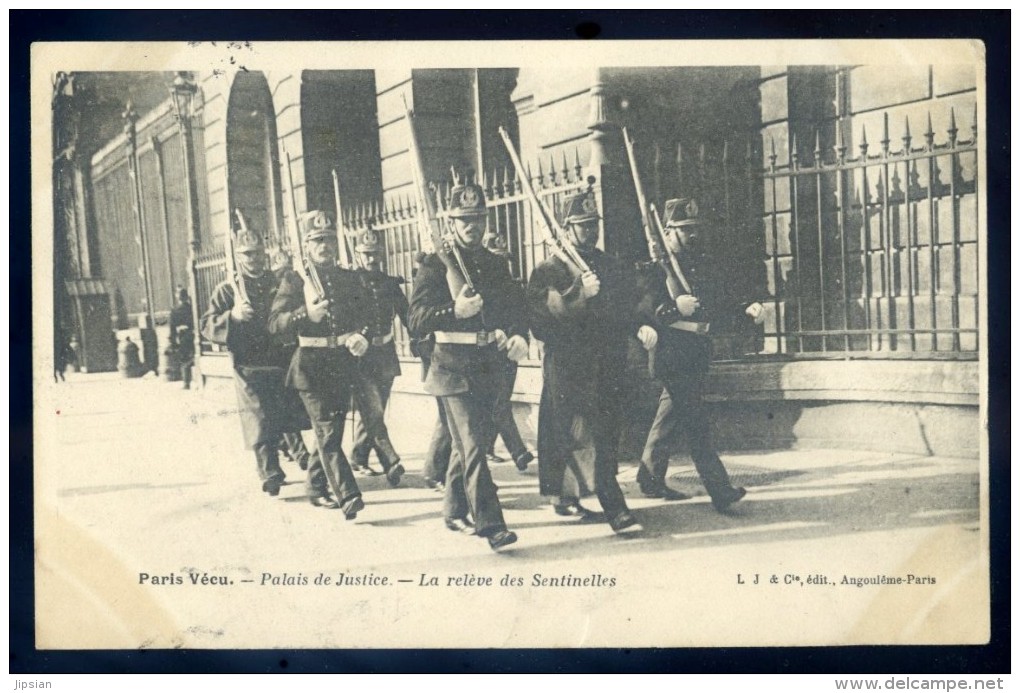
[169,287,196,389]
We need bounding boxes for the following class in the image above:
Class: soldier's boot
[636,464,664,496]
[696,453,745,513]
[256,445,286,497]
[375,437,404,487]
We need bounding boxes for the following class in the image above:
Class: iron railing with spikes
[756,107,979,358]
[194,245,229,353]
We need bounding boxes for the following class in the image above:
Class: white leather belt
[371,333,394,346]
[299,332,359,348]
[669,320,710,335]
[434,330,498,346]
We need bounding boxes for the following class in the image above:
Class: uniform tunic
[408,247,527,536]
[527,249,641,514]
[201,274,307,447]
[269,265,370,502]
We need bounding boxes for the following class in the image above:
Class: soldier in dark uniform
[483,230,535,471]
[412,252,452,492]
[347,228,407,486]
[636,197,765,511]
[269,210,370,519]
[169,287,196,389]
[201,226,305,497]
[527,186,656,533]
[270,246,318,473]
[408,179,529,551]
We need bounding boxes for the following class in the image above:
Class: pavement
[33,372,987,650]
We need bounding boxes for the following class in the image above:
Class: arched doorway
[226,72,284,246]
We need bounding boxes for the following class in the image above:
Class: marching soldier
[346,228,407,485]
[270,245,318,473]
[636,197,765,511]
[200,225,307,497]
[408,178,529,551]
[411,251,452,492]
[483,230,535,471]
[527,185,655,534]
[268,210,369,519]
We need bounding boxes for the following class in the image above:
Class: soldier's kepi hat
[354,228,382,253]
[562,189,600,225]
[299,210,337,241]
[663,197,702,227]
[447,183,487,218]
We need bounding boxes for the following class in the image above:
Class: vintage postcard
[31,38,988,650]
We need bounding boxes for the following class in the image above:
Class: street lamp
[170,71,203,387]
[122,102,155,331]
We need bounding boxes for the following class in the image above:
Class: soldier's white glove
[745,302,766,325]
[505,335,529,363]
[230,302,255,322]
[492,329,508,350]
[637,325,658,351]
[346,333,369,357]
[454,284,484,319]
[675,294,700,317]
[580,271,601,299]
[304,282,330,323]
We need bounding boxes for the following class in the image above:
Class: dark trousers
[422,397,452,484]
[487,361,527,459]
[440,380,507,537]
[350,371,400,470]
[640,374,735,498]
[298,389,361,503]
[557,411,628,517]
[254,443,285,489]
[280,431,317,467]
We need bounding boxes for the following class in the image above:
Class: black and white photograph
[30,38,989,651]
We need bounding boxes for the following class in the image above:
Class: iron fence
[194,245,229,352]
[761,107,979,357]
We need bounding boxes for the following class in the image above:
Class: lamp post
[122,102,156,330]
[170,71,203,387]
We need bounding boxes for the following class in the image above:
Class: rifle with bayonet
[331,169,359,270]
[402,94,474,298]
[623,127,690,298]
[497,126,590,276]
[225,207,253,306]
[282,149,326,301]
[650,203,692,295]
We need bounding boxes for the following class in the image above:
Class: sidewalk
[34,373,986,649]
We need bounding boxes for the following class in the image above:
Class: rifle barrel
[403,95,475,290]
[331,169,358,269]
[497,127,588,274]
[227,208,251,305]
[650,204,693,295]
[282,149,325,299]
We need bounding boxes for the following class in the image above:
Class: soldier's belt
[433,330,499,346]
[669,320,711,335]
[299,332,360,348]
[371,333,394,346]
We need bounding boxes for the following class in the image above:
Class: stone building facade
[54,64,980,457]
